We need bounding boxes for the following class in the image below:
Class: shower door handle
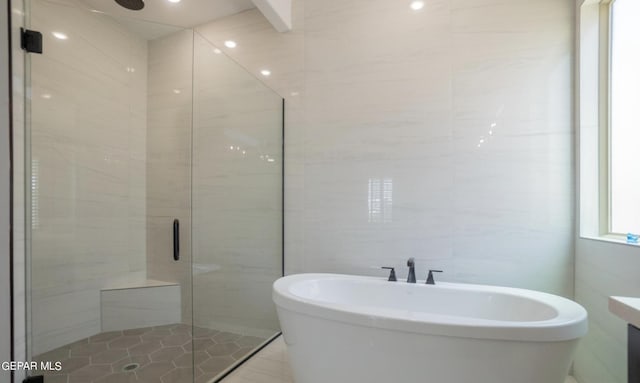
[173,219,180,261]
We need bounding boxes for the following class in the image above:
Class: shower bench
[100,279,182,331]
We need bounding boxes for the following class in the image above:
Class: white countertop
[609,296,640,328]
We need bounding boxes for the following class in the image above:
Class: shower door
[23,1,197,382]
[22,1,283,382]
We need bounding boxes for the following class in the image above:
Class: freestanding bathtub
[273,274,587,383]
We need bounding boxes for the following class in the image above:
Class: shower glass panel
[191,32,284,380]
[24,1,196,381]
[23,1,283,382]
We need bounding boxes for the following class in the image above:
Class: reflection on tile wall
[191,32,283,337]
[197,0,574,297]
[29,0,148,354]
[146,29,194,325]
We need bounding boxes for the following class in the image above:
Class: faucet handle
[381,267,397,282]
[407,257,415,267]
[426,270,443,285]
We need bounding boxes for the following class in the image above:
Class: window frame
[574,0,637,244]
[599,0,612,237]
[601,0,639,238]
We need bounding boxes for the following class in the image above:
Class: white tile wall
[574,239,640,383]
[199,0,574,297]
[302,0,574,295]
[28,0,149,355]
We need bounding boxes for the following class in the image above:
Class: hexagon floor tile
[33,324,267,383]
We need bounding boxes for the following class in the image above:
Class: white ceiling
[81,0,256,30]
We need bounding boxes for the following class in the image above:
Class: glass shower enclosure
[21,1,283,382]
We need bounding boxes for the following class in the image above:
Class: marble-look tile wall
[574,241,640,383]
[28,0,148,355]
[197,0,574,297]
[191,32,283,337]
[302,0,574,295]
[146,29,194,325]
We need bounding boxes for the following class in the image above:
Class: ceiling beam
[252,0,292,32]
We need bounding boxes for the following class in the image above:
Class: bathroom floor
[33,324,266,383]
[34,329,579,383]
[219,336,292,383]
[220,336,580,383]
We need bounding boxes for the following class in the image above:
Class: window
[609,0,640,234]
[579,0,640,241]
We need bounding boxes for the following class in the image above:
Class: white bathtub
[273,274,587,383]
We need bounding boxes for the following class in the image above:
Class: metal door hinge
[21,28,43,54]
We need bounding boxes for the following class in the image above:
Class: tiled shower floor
[33,324,266,383]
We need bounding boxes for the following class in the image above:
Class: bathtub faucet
[406,258,416,283]
[426,269,443,285]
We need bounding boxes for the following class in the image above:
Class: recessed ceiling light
[260,69,271,77]
[224,40,237,49]
[168,0,181,3]
[41,94,52,99]
[52,31,68,40]
[410,1,425,10]
[173,89,181,94]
